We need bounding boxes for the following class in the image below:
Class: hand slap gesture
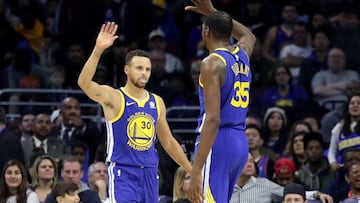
[95,22,119,51]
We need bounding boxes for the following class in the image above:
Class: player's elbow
[77,76,89,90]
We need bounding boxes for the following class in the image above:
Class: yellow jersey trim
[110,89,125,123]
[120,87,149,107]
[153,94,161,122]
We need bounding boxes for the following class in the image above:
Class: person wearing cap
[230,152,334,203]
[273,157,297,187]
[283,183,306,203]
[261,107,289,158]
[297,132,336,192]
[147,27,184,74]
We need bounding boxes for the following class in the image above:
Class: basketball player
[185,0,256,202]
[77,22,192,202]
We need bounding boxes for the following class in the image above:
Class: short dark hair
[52,181,78,198]
[125,49,150,65]
[204,11,233,40]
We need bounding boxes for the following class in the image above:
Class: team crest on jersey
[149,101,156,109]
[126,112,155,151]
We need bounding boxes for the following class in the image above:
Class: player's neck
[123,84,146,100]
[209,41,231,53]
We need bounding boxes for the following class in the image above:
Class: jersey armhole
[110,89,125,123]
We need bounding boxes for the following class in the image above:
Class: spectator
[284,120,313,169]
[273,157,297,187]
[321,80,360,145]
[0,106,25,172]
[283,183,306,203]
[44,156,102,203]
[52,181,80,203]
[21,113,69,168]
[304,115,321,133]
[328,94,360,172]
[87,162,107,202]
[147,28,184,74]
[229,152,333,203]
[246,124,274,178]
[262,4,297,63]
[262,63,308,108]
[327,148,360,202]
[30,155,58,202]
[50,97,103,163]
[0,160,40,203]
[341,163,360,203]
[297,132,336,192]
[311,47,359,110]
[298,29,331,98]
[173,166,190,202]
[19,112,35,142]
[262,107,288,157]
[279,21,312,83]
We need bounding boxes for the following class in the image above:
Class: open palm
[95,22,119,51]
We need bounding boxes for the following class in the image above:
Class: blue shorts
[107,163,158,202]
[194,128,248,202]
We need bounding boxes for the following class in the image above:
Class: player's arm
[156,96,192,173]
[192,56,223,175]
[232,18,256,57]
[262,26,278,63]
[78,22,120,119]
[185,0,256,56]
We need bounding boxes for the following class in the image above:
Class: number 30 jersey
[196,46,251,132]
[105,88,160,168]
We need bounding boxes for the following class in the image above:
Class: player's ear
[56,196,63,203]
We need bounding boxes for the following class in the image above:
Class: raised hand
[184,0,216,16]
[95,22,119,51]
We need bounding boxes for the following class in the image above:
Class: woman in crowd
[284,120,312,169]
[172,167,190,202]
[30,155,58,203]
[0,159,40,203]
[328,94,360,171]
[262,107,289,158]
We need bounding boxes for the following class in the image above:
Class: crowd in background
[0,0,360,202]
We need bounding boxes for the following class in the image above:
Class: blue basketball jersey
[338,130,360,157]
[196,46,252,132]
[105,88,160,168]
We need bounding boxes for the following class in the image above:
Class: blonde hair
[173,167,188,202]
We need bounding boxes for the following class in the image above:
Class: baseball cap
[274,157,296,176]
[148,28,165,40]
[283,183,306,201]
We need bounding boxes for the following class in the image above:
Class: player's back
[196,46,251,132]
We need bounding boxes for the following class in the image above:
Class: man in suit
[50,97,103,163]
[0,106,25,172]
[21,113,69,168]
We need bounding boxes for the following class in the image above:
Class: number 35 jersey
[105,88,160,168]
[196,46,251,132]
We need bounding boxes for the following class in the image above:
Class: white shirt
[6,189,40,203]
[33,136,48,153]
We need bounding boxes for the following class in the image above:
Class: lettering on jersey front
[126,112,155,151]
[338,135,360,151]
[231,63,249,76]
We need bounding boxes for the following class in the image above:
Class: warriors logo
[126,112,155,151]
